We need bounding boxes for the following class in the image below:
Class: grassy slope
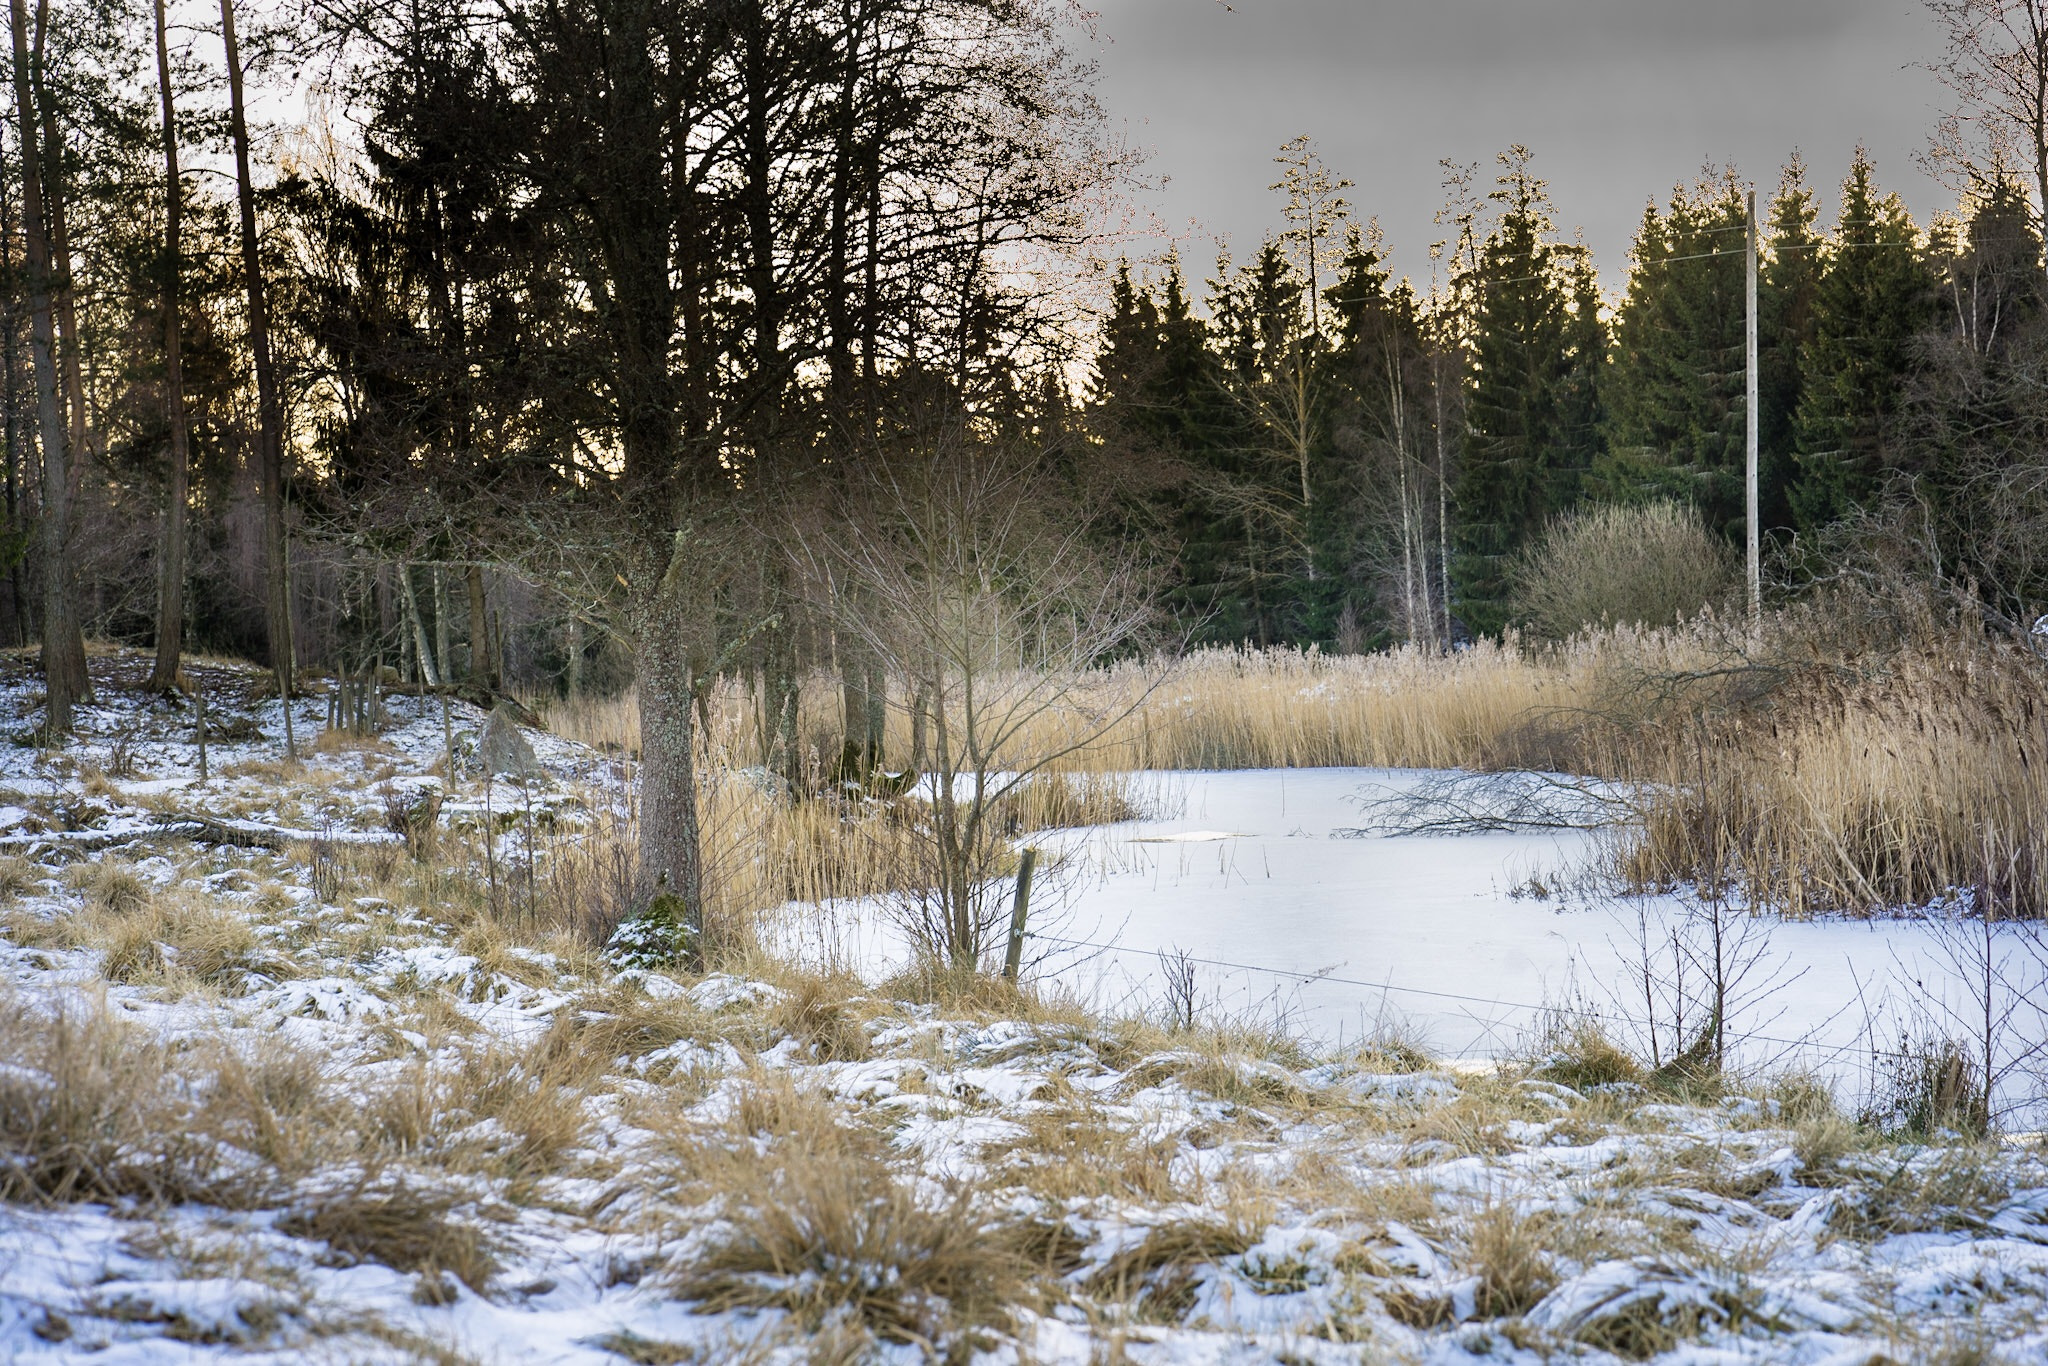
[0,650,2042,1364]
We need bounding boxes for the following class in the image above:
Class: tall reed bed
[532,600,2048,922]
[539,633,1709,775]
[1615,632,2048,918]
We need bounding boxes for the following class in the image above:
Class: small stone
[477,702,541,778]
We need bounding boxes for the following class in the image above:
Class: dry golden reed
[532,597,2048,925]
[539,635,1702,774]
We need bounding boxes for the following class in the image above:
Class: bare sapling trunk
[431,565,452,686]
[636,546,705,969]
[221,0,291,708]
[466,564,490,686]
[838,626,870,779]
[146,0,190,692]
[794,431,1161,974]
[398,563,439,689]
[10,0,86,730]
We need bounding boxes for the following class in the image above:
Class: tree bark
[40,103,83,483]
[399,562,439,689]
[146,0,190,692]
[637,551,704,969]
[221,0,291,703]
[466,564,490,685]
[431,563,451,686]
[1,120,25,646]
[838,623,871,779]
[9,0,85,729]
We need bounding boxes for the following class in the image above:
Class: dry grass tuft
[1465,1199,1557,1319]
[45,891,267,989]
[996,1104,1188,1205]
[667,1091,1031,1350]
[0,855,38,902]
[765,973,872,1062]
[361,1037,596,1187]
[0,993,298,1207]
[279,1171,500,1292]
[69,859,152,916]
[1531,1019,1645,1092]
[1083,1215,1261,1324]
[1831,1147,2012,1238]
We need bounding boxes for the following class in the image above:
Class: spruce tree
[1905,178,2047,621]
[1600,174,1748,537]
[1323,227,1434,646]
[1452,147,1601,636]
[1759,156,1823,538]
[1210,239,1316,645]
[1791,149,1936,532]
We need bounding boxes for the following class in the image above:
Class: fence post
[1002,846,1038,983]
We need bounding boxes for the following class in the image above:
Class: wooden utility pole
[1745,187,1761,621]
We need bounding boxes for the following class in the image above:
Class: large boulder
[477,701,542,778]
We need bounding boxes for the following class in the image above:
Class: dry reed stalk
[533,602,2048,927]
[1617,637,2048,918]
[539,640,1639,774]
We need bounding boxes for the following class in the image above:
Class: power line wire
[1025,929,1912,1059]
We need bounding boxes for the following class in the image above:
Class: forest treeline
[11,0,2048,938]
[1101,146,2044,648]
[14,2,2048,683]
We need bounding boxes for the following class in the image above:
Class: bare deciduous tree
[221,0,292,720]
[793,416,1160,971]
[9,0,88,730]
[1929,0,2048,263]
[145,0,190,693]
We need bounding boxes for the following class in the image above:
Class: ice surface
[775,768,2037,1082]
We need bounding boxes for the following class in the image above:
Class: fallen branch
[1335,769,1636,838]
[148,815,403,850]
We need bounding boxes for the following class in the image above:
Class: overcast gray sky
[1083,0,1952,294]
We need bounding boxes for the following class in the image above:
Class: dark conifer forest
[13,0,2048,685]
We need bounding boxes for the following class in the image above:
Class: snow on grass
[0,650,2044,1362]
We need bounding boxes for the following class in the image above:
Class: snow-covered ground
[2,650,2047,1364]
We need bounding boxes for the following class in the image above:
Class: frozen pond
[774,769,2048,1100]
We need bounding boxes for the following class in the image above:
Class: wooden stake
[1002,846,1039,983]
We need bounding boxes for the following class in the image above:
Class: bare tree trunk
[41,104,83,479]
[564,613,582,697]
[146,0,190,692]
[1388,342,1417,643]
[10,0,85,730]
[431,564,451,686]
[221,0,291,704]
[909,678,929,773]
[466,564,490,685]
[1433,354,1453,645]
[0,127,25,647]
[865,657,886,770]
[637,560,703,969]
[398,563,439,689]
